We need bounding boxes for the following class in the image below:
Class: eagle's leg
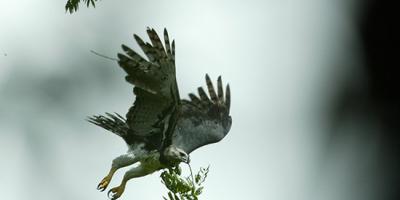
[97,154,138,192]
[107,164,156,200]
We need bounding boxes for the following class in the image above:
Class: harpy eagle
[88,28,232,200]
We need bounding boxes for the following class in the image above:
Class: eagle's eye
[179,152,186,157]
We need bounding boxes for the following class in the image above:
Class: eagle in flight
[88,28,232,200]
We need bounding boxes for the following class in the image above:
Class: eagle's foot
[97,176,111,192]
[107,185,125,200]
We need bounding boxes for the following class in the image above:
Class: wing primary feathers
[121,44,146,64]
[117,53,149,76]
[197,87,210,102]
[146,28,166,59]
[133,34,146,49]
[87,117,100,126]
[117,53,137,74]
[225,84,231,113]
[205,74,218,103]
[114,112,126,121]
[189,93,202,106]
[188,76,230,111]
[117,53,130,62]
[164,28,172,57]
[134,34,157,62]
[217,76,224,102]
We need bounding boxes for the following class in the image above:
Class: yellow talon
[98,168,117,192]
[108,185,125,200]
[97,176,111,192]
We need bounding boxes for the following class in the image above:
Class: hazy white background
[0,0,369,200]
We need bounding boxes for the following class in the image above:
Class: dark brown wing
[171,74,232,154]
[117,28,180,142]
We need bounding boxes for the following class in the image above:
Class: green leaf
[195,174,201,184]
[168,192,174,200]
[65,0,99,14]
[195,187,203,196]
[161,165,210,200]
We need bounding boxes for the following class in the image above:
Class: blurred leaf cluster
[65,0,99,14]
[161,165,210,200]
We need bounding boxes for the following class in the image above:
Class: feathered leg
[107,164,157,200]
[97,154,139,191]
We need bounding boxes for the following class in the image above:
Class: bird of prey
[88,28,232,200]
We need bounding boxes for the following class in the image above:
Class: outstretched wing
[171,74,232,154]
[117,28,180,145]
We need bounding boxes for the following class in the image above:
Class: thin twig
[188,163,195,189]
[90,50,118,61]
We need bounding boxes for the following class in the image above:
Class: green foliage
[65,0,99,14]
[161,165,210,200]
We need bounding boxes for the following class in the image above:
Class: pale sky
[0,1,371,200]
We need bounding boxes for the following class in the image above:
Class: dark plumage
[88,28,232,200]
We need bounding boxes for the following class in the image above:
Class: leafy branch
[65,0,99,14]
[160,165,210,200]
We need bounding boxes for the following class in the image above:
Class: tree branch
[160,165,210,200]
[65,0,99,14]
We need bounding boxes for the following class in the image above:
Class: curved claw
[108,186,125,200]
[97,177,110,192]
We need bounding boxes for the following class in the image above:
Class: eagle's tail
[87,112,129,138]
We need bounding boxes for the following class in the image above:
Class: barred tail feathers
[87,112,129,138]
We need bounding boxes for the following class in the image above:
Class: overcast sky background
[0,1,371,200]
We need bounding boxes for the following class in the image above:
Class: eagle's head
[163,145,190,164]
